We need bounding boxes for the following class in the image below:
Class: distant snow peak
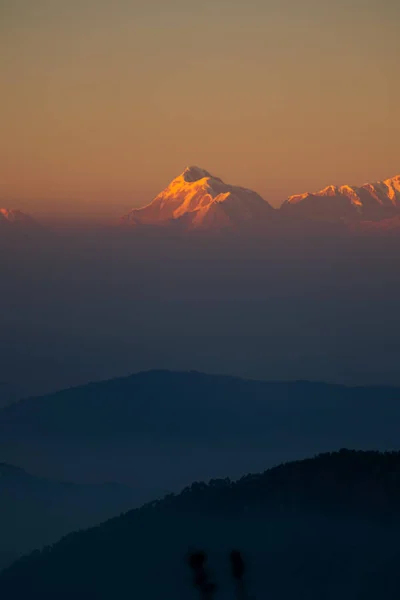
[0,208,17,221]
[0,208,32,223]
[0,208,38,232]
[121,166,273,232]
[283,173,400,221]
[121,169,400,232]
[181,166,216,183]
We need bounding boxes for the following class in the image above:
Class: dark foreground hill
[2,370,400,491]
[0,463,140,572]
[2,450,400,599]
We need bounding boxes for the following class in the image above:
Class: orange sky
[1,0,399,219]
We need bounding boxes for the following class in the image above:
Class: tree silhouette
[187,550,217,600]
[187,550,250,600]
[230,550,247,600]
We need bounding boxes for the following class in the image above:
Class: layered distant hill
[121,168,400,232]
[0,462,140,572]
[121,166,275,232]
[2,450,400,599]
[2,370,400,490]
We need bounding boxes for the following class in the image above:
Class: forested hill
[2,449,400,599]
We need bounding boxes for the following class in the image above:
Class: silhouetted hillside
[0,463,140,572]
[2,450,400,599]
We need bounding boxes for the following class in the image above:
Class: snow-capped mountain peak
[120,169,400,232]
[0,208,36,225]
[282,174,400,221]
[121,167,274,231]
[1,208,20,222]
[181,166,218,183]
[382,175,400,204]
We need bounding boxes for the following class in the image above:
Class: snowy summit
[0,208,36,226]
[121,166,274,231]
[281,175,400,221]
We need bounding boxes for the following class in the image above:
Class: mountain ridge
[3,170,400,232]
[2,369,400,490]
[121,168,400,231]
[2,449,400,599]
[282,174,400,222]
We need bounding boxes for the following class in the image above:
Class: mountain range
[282,174,400,223]
[2,449,400,599]
[4,169,400,234]
[2,370,400,596]
[121,167,400,232]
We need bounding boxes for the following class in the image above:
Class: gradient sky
[1,0,399,219]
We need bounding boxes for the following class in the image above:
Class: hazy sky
[1,0,399,218]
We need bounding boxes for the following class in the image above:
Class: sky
[1,0,399,219]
